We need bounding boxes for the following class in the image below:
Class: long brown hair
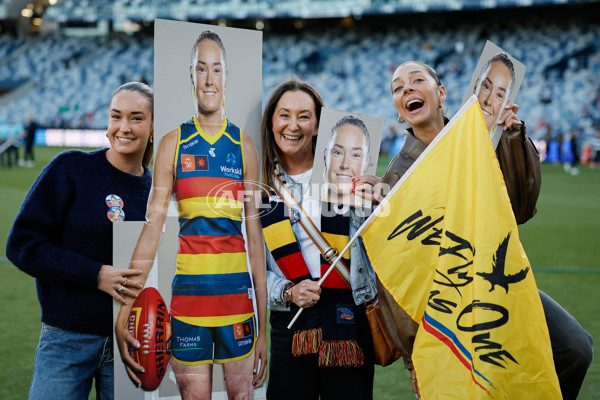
[260,78,324,192]
[110,82,154,166]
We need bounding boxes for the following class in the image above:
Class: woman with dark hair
[6,82,154,399]
[260,78,377,399]
[359,61,593,400]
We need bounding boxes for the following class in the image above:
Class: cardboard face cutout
[309,107,384,208]
[462,41,526,149]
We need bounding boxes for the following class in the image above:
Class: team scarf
[261,168,364,367]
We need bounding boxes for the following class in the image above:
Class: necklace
[287,168,312,195]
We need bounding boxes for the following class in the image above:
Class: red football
[127,287,172,391]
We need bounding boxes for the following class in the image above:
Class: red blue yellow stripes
[171,116,252,328]
[421,311,494,397]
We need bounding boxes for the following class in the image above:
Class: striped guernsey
[170,115,253,327]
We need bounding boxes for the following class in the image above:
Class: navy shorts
[171,315,255,365]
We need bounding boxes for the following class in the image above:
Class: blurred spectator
[570,129,580,167]
[21,115,39,168]
[567,130,580,175]
[0,118,21,168]
[540,82,552,104]
[547,134,560,164]
[590,130,600,169]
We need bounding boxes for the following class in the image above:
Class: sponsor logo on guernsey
[336,304,355,324]
[221,152,241,178]
[209,147,216,157]
[182,154,209,172]
[182,139,199,150]
[226,152,236,165]
[233,321,252,339]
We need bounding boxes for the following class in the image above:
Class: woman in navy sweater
[6,82,154,400]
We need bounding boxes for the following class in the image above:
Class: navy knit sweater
[6,149,152,337]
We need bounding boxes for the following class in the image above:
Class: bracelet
[283,283,294,303]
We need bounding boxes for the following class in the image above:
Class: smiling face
[191,39,227,117]
[326,124,368,194]
[391,62,446,129]
[476,61,512,130]
[106,90,153,160]
[271,90,319,163]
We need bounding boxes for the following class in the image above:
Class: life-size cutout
[114,20,266,399]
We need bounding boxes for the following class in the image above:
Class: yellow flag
[362,96,561,399]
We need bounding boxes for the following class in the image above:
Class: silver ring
[118,286,126,295]
[306,299,314,306]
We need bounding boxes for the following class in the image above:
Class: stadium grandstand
[0,0,599,154]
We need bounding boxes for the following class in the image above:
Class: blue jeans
[29,323,114,400]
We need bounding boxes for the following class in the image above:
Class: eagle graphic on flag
[361,96,561,399]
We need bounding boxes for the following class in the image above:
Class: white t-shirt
[288,169,321,279]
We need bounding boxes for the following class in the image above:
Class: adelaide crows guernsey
[171,116,253,327]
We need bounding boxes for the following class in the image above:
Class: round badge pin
[105,194,124,208]
[107,206,125,222]
[289,208,301,225]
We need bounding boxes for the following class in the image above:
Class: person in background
[21,115,39,167]
[0,117,20,168]
[6,82,154,400]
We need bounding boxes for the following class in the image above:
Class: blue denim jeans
[29,323,114,400]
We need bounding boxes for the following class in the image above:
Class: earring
[398,115,405,123]
[149,136,154,143]
[439,103,443,109]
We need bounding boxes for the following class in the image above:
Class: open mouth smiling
[406,98,424,112]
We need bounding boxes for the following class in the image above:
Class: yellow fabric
[177,197,243,221]
[263,219,297,250]
[193,115,229,145]
[362,97,561,399]
[173,313,254,330]
[322,231,351,259]
[176,252,248,275]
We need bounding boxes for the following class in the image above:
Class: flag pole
[287,230,361,329]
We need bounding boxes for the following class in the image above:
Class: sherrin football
[127,287,172,391]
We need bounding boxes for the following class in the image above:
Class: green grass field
[1,147,598,399]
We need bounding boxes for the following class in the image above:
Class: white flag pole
[287,230,361,329]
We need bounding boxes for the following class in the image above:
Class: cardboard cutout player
[115,30,267,398]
